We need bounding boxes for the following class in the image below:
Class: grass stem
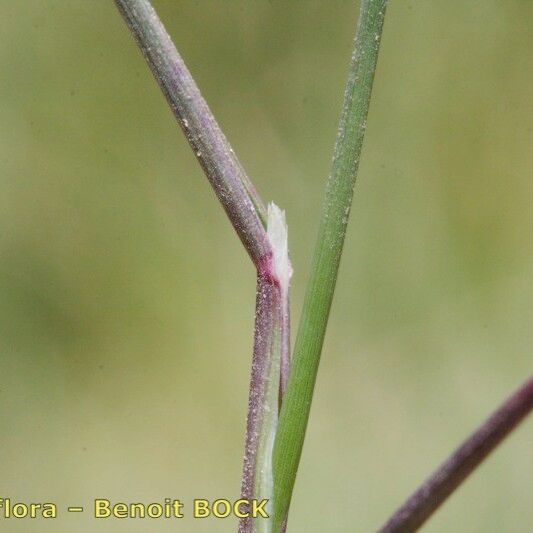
[272,1,388,529]
[114,5,289,531]
[379,376,533,532]
[114,0,268,265]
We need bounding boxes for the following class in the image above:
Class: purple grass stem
[379,376,533,532]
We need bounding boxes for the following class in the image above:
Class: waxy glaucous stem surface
[272,0,388,529]
[379,376,533,532]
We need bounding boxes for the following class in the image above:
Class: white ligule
[267,202,292,291]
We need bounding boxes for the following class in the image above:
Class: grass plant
[114,1,533,531]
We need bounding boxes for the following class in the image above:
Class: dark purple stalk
[379,376,533,533]
[114,0,269,265]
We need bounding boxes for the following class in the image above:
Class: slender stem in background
[379,376,533,532]
[272,0,388,529]
[114,0,269,265]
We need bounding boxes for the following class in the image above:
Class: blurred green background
[1,1,532,531]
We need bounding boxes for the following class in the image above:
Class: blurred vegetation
[0,1,532,531]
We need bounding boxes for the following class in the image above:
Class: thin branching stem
[272,1,388,529]
[114,0,269,265]
[379,376,533,532]
[114,4,290,532]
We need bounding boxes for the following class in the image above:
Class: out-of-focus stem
[114,0,269,265]
[379,376,533,532]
